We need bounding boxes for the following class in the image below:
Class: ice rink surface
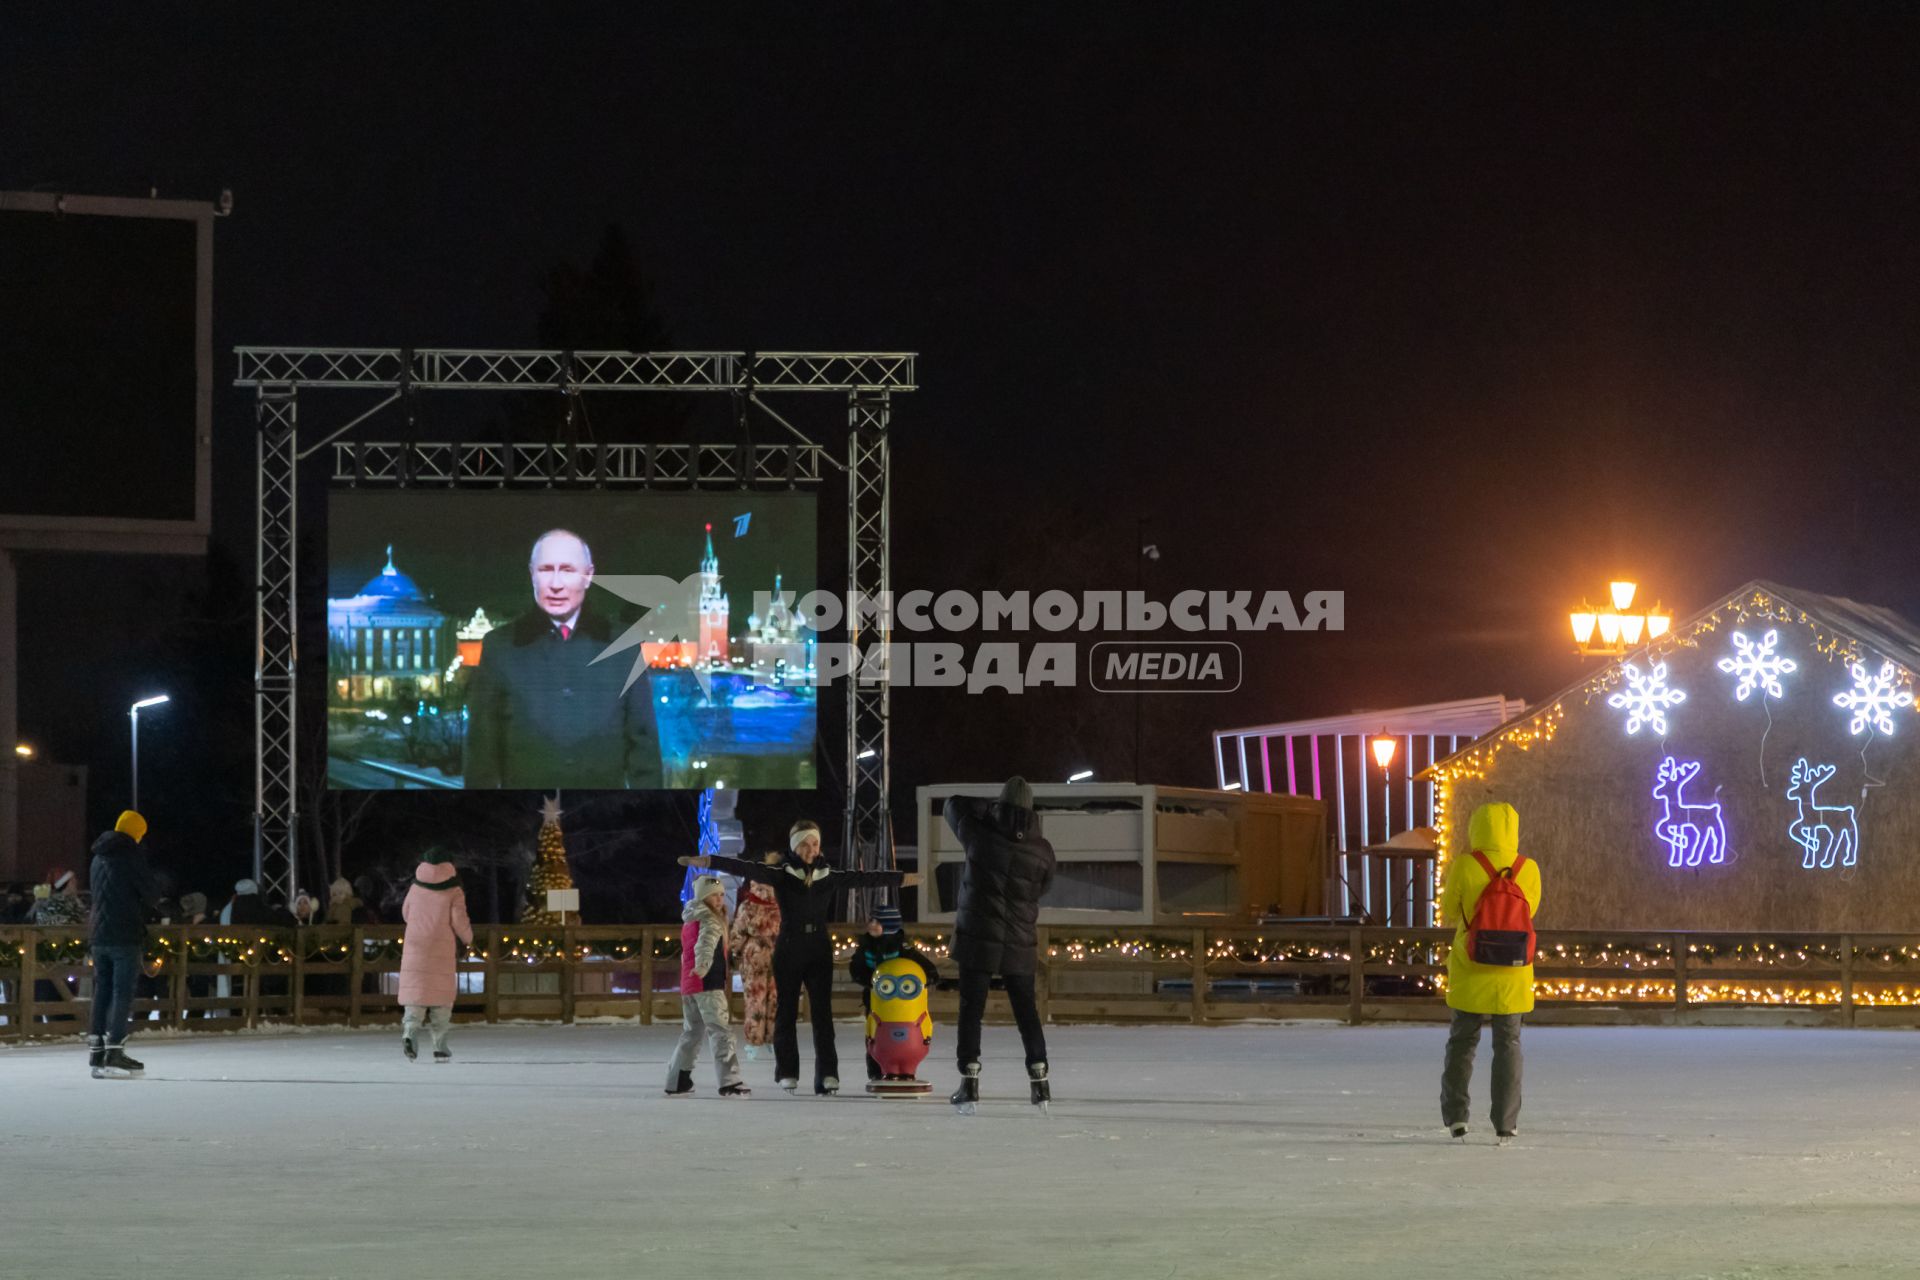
[5,1020,1919,1279]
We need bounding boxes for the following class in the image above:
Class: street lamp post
[1569,579,1671,658]
[129,695,170,810]
[1371,735,1397,832]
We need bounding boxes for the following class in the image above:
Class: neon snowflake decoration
[1607,660,1686,736]
[1831,660,1914,736]
[1716,628,1797,702]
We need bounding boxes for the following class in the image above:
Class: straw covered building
[1428,582,1920,932]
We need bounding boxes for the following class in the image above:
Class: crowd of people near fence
[6,783,1544,1137]
[1,868,395,930]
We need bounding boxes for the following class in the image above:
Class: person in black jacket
[88,810,156,1079]
[463,529,662,790]
[682,818,917,1095]
[945,776,1056,1109]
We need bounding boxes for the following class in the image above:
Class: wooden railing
[4,925,1918,1041]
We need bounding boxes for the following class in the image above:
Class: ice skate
[1496,1130,1518,1147]
[402,1035,417,1062]
[778,1077,798,1093]
[1448,1123,1468,1142]
[98,1046,143,1079]
[719,1082,752,1098]
[87,1036,105,1077]
[1028,1062,1051,1114]
[664,1070,695,1097]
[816,1075,840,1096]
[950,1063,980,1115]
[433,1048,451,1064]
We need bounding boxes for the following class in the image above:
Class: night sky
[6,5,1918,891]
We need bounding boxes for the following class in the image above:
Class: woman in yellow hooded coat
[1439,802,1540,1141]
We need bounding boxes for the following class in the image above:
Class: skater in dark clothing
[682,818,918,1095]
[944,776,1056,1110]
[88,811,156,1079]
[849,903,941,1080]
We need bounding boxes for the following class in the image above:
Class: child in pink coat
[398,850,473,1063]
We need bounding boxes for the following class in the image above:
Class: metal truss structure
[844,395,893,895]
[328,441,828,487]
[239,347,914,906]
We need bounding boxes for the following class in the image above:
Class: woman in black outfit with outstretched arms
[682,818,918,1094]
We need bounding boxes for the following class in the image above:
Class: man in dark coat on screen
[464,528,662,789]
[944,775,1056,1109]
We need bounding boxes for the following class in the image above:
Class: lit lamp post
[129,694,169,810]
[1570,580,1671,658]
[1371,735,1396,830]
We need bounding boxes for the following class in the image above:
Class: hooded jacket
[945,796,1056,975]
[1441,803,1542,1015]
[679,897,730,994]
[397,859,474,1008]
[88,830,154,946]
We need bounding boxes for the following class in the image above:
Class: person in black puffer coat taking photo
[88,811,157,1079]
[945,776,1056,1110]
[682,818,918,1095]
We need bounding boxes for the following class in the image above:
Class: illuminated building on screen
[327,547,450,703]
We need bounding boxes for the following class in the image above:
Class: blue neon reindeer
[1653,756,1727,868]
[1786,758,1858,870]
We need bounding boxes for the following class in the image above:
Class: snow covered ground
[5,1021,1918,1279]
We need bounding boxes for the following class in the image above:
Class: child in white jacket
[666,876,748,1097]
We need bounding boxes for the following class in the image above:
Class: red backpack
[1465,851,1535,967]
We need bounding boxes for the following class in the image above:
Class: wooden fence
[4,924,1920,1040]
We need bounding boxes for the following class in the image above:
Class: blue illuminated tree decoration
[679,787,724,904]
[1831,660,1914,736]
[1716,629,1797,702]
[1786,757,1858,870]
[1608,661,1686,736]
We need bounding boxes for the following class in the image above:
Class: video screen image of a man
[463,528,662,789]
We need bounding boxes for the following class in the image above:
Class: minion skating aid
[865,955,934,1097]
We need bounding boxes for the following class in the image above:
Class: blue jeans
[89,945,143,1046]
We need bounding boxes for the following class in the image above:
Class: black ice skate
[87,1036,105,1076]
[664,1070,695,1097]
[950,1063,981,1114]
[98,1046,143,1079]
[1448,1123,1468,1142]
[719,1082,752,1098]
[1028,1062,1051,1113]
[433,1048,451,1064]
[402,1035,417,1062]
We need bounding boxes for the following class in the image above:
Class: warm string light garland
[10,921,1920,1008]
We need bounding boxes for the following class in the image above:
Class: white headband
[790,827,819,853]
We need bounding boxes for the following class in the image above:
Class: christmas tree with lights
[522,793,576,923]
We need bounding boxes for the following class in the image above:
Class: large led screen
[327,492,817,790]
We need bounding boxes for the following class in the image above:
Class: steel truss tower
[238,348,913,906]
